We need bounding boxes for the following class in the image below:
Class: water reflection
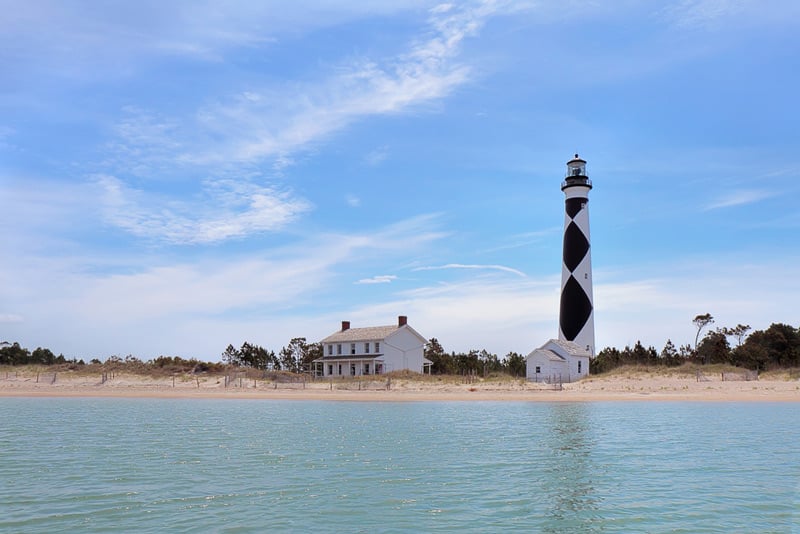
[536,403,604,533]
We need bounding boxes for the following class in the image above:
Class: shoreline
[2,372,799,402]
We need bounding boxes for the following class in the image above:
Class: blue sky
[2,0,799,361]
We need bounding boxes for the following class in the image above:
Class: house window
[337,344,342,355]
[376,363,383,374]
[328,364,333,375]
[338,364,342,375]
[364,343,370,353]
[364,363,370,375]
[351,343,356,355]
[327,345,333,355]
[578,361,582,373]
[350,364,356,376]
[535,366,541,374]
[375,342,380,353]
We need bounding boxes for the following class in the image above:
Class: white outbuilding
[313,316,431,377]
[526,339,590,383]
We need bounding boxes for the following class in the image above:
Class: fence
[721,370,758,381]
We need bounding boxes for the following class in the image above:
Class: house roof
[321,325,399,343]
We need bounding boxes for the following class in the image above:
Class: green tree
[722,324,751,347]
[0,342,31,365]
[659,340,681,367]
[222,344,241,366]
[693,313,714,349]
[31,347,56,365]
[696,330,730,365]
[425,338,455,374]
[740,323,800,369]
[478,349,502,375]
[591,347,621,374]
[280,337,312,373]
[504,351,526,377]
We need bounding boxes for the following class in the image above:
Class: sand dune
[1,370,798,402]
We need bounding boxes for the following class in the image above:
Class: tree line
[591,317,800,374]
[2,316,798,375]
[422,338,527,376]
[220,338,322,372]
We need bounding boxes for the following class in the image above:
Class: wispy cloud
[363,145,389,166]
[658,0,799,29]
[0,314,23,324]
[356,275,397,285]
[481,228,561,253]
[414,263,527,277]
[182,1,500,166]
[704,189,774,210]
[0,126,15,149]
[345,194,361,207]
[94,175,311,244]
[660,0,746,28]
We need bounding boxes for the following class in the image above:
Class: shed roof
[547,338,591,357]
[530,349,566,362]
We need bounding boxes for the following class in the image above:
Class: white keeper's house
[526,338,590,383]
[312,316,431,377]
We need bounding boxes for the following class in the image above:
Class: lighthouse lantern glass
[567,161,586,177]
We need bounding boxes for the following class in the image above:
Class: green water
[1,399,797,532]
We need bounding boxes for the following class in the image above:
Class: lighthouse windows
[584,273,588,279]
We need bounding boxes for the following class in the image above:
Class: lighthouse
[559,154,595,356]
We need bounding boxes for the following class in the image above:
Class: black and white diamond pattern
[559,192,594,354]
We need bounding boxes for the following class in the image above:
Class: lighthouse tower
[559,154,595,356]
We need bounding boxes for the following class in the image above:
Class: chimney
[341,321,350,331]
[398,315,407,327]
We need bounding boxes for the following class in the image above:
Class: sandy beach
[1,369,799,402]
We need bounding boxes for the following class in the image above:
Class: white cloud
[0,1,436,75]
[658,0,799,29]
[337,258,800,357]
[94,174,311,244]
[345,194,361,207]
[481,228,561,253]
[704,189,774,210]
[0,212,452,358]
[364,145,389,166]
[660,0,745,28]
[182,1,499,166]
[0,126,14,149]
[414,263,527,277]
[356,275,397,284]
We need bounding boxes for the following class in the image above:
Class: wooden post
[196,377,200,388]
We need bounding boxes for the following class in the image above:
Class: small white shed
[526,339,590,383]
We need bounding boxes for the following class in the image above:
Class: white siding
[526,351,567,381]
[382,328,426,374]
